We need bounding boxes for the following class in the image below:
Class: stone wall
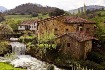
[57,35,92,60]
[38,16,95,38]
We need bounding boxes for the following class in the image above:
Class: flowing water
[10,42,26,55]
[9,38,61,70]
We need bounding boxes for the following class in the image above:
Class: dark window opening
[79,27,83,31]
[66,29,69,31]
[78,24,83,26]
[54,28,58,31]
[67,43,70,47]
[86,28,90,31]
[20,26,22,28]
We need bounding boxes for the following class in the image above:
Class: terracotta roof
[20,19,39,26]
[64,16,95,24]
[57,32,96,42]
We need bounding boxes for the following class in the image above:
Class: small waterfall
[9,38,61,70]
[10,42,26,55]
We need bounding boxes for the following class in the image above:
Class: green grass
[4,13,49,21]
[4,15,37,21]
[0,62,25,70]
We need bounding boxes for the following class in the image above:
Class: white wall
[18,26,25,30]
[30,23,37,30]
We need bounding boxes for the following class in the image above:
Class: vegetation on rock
[0,41,11,56]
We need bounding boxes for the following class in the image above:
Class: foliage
[32,13,38,17]
[0,62,25,70]
[4,53,17,60]
[49,8,65,16]
[38,32,56,49]
[3,15,35,31]
[47,65,54,70]
[86,11,105,45]
[6,3,55,15]
[19,33,37,44]
[3,14,49,31]
[0,24,13,39]
[0,12,5,22]
[0,24,13,34]
[87,51,105,64]
[79,60,105,70]
[0,41,11,56]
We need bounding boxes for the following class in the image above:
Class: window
[86,28,90,31]
[54,28,58,31]
[79,27,83,31]
[66,28,69,31]
[20,26,22,28]
[67,43,70,47]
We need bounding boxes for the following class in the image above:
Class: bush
[79,60,105,70]
[87,52,105,63]
[0,41,11,56]
[49,8,65,16]
[19,34,37,44]
[32,13,38,17]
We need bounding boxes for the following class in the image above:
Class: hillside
[0,6,7,12]
[6,3,56,15]
[69,5,105,14]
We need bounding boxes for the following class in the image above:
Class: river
[9,38,62,70]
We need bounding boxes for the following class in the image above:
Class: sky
[0,0,105,11]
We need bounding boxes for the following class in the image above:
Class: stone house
[18,20,39,33]
[37,15,96,59]
[37,15,96,38]
[56,32,96,60]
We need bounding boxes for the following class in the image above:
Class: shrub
[87,52,105,63]
[19,34,37,44]
[0,41,11,56]
[79,60,105,70]
[32,13,38,17]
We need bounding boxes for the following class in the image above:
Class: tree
[0,12,5,22]
[38,32,56,48]
[4,19,21,31]
[32,13,38,17]
[78,8,81,14]
[84,4,87,15]
[49,8,65,16]
[0,24,13,35]
[0,24,13,39]
[81,7,84,15]
[38,32,56,59]
[77,8,81,16]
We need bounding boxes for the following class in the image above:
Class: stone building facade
[37,15,96,38]
[37,15,96,59]
[56,32,94,59]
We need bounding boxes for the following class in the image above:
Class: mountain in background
[0,6,7,12]
[6,3,56,15]
[69,5,105,14]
